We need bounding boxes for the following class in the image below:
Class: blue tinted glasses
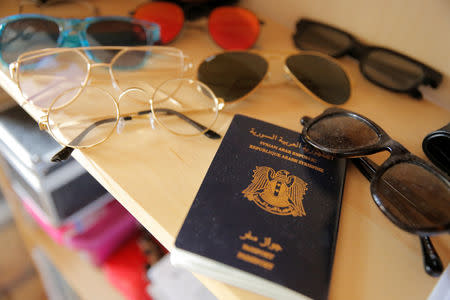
[0,14,160,65]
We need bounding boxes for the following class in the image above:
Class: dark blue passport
[172,114,346,300]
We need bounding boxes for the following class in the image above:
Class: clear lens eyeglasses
[9,45,193,110]
[9,46,223,161]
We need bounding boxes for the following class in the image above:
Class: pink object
[65,201,139,266]
[23,199,71,244]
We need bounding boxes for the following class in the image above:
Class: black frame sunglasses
[352,157,443,277]
[300,107,450,236]
[293,19,442,99]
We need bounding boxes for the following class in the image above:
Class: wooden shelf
[0,1,449,300]
[0,159,124,300]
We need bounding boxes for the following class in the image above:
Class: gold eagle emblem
[242,166,308,217]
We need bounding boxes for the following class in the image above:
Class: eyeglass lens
[361,49,424,91]
[85,20,148,48]
[285,54,350,104]
[375,161,450,232]
[18,50,88,109]
[294,23,351,57]
[0,18,59,64]
[133,3,260,50]
[47,86,119,148]
[208,7,260,50]
[306,114,381,151]
[197,52,268,103]
[150,79,219,136]
[133,2,184,44]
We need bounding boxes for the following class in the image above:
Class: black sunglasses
[352,157,443,277]
[300,107,450,236]
[293,19,442,99]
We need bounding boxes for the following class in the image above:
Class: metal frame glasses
[197,50,352,106]
[9,46,222,162]
[9,45,191,110]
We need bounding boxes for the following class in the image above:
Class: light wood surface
[0,157,124,300]
[0,1,449,300]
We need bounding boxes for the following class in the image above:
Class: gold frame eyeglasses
[39,78,224,162]
[9,45,194,111]
[9,46,223,162]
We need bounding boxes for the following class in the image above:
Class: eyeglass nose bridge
[90,62,112,68]
[84,62,118,89]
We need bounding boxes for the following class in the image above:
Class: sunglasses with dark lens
[352,157,443,277]
[197,51,351,106]
[293,19,442,99]
[0,14,160,65]
[133,2,260,50]
[300,107,450,236]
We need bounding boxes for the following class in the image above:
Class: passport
[171,114,347,300]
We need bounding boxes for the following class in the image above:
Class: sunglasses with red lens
[132,1,260,50]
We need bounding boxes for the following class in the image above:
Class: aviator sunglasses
[293,19,442,99]
[197,51,351,105]
[133,1,260,50]
[0,14,160,65]
[300,107,450,236]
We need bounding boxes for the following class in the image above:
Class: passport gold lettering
[249,143,323,173]
[249,144,282,158]
[258,237,283,252]
[242,166,308,216]
[249,127,334,160]
[236,251,274,270]
[242,243,275,260]
[239,230,258,242]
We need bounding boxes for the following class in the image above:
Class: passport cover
[173,114,346,300]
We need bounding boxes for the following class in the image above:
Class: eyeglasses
[300,107,450,235]
[197,51,351,106]
[293,19,442,99]
[10,46,190,110]
[352,157,443,277]
[0,14,160,65]
[40,78,223,162]
[132,2,260,50]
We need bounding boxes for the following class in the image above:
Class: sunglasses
[133,2,260,50]
[352,157,443,277]
[0,14,160,65]
[10,46,189,110]
[300,107,450,235]
[293,19,442,99]
[197,51,351,106]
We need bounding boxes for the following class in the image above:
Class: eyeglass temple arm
[51,108,221,162]
[351,157,443,277]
